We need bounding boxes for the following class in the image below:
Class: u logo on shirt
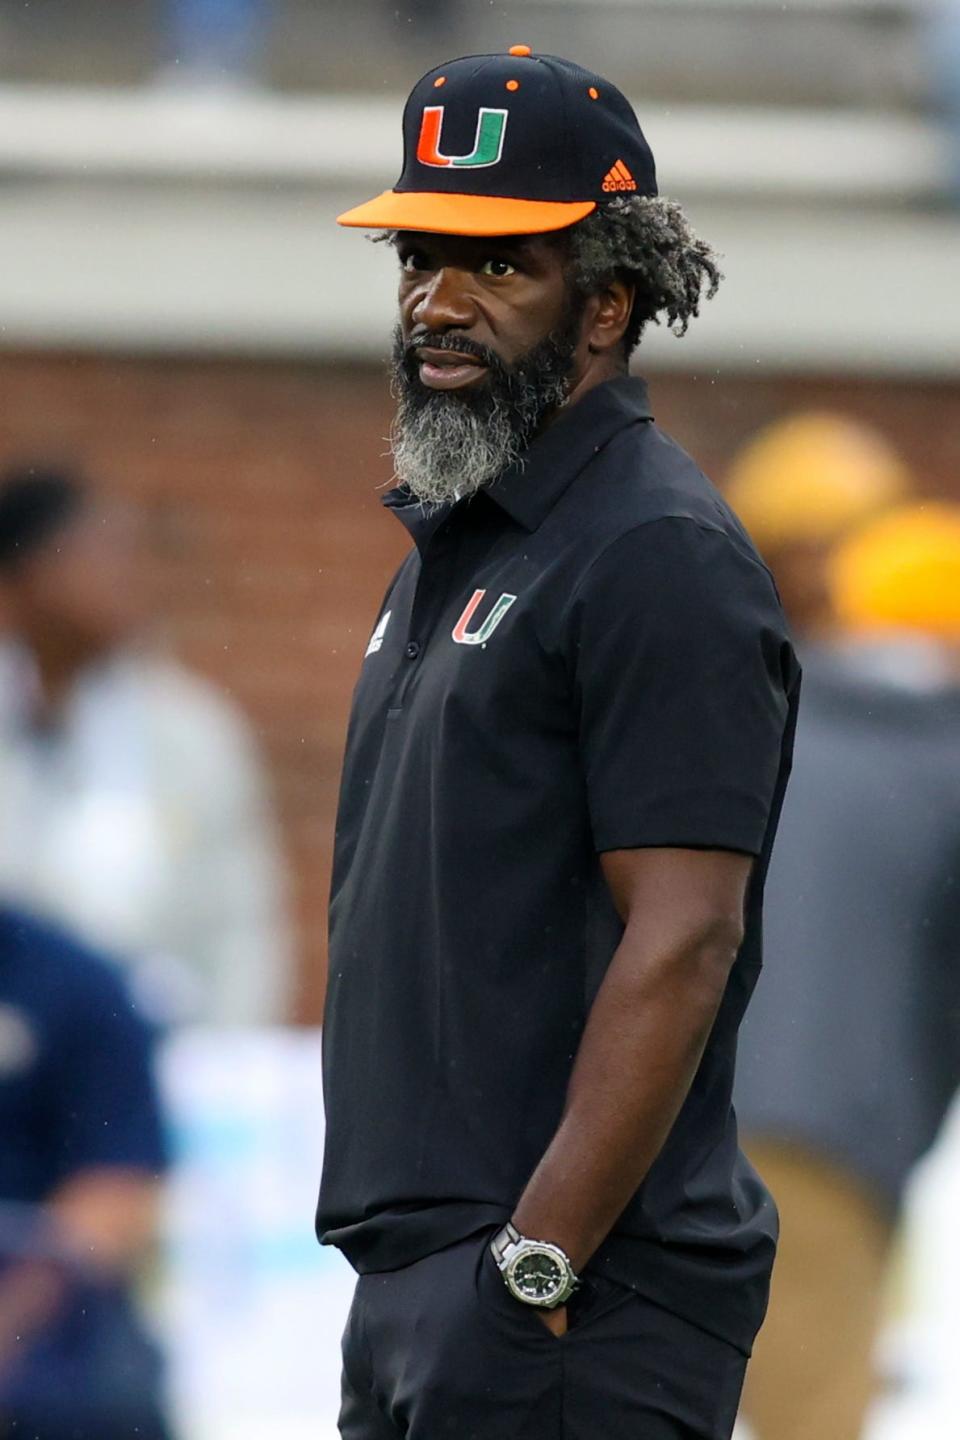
[451,589,517,646]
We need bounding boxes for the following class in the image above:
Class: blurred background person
[384,0,460,51]
[0,904,172,1439]
[161,0,270,88]
[831,500,960,672]
[721,412,910,643]
[926,0,960,202]
[0,465,293,1026]
[726,422,960,1440]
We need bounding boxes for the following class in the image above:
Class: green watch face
[510,1249,564,1302]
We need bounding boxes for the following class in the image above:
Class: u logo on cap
[417,106,508,169]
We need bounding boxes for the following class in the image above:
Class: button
[405,640,421,660]
[508,44,532,57]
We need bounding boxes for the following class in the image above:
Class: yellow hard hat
[724,412,910,551]
[830,502,960,638]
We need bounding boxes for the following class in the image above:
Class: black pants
[339,1231,748,1439]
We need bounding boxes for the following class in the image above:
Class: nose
[410,266,476,333]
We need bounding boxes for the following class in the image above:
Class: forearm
[512,925,737,1272]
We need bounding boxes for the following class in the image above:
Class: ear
[584,279,635,357]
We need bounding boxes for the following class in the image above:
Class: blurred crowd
[0,411,956,1438]
[157,1,453,87]
[0,463,294,1437]
[113,0,960,200]
[724,416,960,1440]
[0,466,293,1028]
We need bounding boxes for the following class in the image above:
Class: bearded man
[317,47,800,1440]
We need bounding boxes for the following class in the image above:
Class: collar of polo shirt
[384,375,654,538]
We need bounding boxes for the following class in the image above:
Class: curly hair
[562,196,723,359]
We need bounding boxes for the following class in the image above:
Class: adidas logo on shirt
[365,610,392,657]
[601,159,637,192]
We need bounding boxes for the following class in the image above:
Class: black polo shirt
[318,375,799,1354]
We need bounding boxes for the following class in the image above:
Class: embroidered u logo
[451,590,517,646]
[416,107,508,169]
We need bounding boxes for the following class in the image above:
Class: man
[722,424,952,1440]
[0,905,171,1438]
[161,0,266,87]
[721,412,908,644]
[0,466,293,1025]
[730,491,960,1440]
[318,48,800,1439]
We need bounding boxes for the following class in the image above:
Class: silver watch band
[490,1221,523,1268]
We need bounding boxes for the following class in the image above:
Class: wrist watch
[490,1222,580,1309]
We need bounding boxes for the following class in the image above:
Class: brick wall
[0,351,957,1021]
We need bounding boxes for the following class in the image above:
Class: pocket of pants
[565,1273,636,1335]
[474,1238,566,1346]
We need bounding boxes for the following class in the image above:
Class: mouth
[416,346,490,392]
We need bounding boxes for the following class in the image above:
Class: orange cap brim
[336,189,596,237]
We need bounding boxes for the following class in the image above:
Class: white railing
[0,81,955,372]
[0,85,944,200]
[522,0,930,11]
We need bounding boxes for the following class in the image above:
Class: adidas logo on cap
[602,159,637,193]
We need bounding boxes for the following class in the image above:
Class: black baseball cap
[337,45,657,237]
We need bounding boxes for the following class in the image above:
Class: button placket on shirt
[390,521,461,710]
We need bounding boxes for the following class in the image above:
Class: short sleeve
[569,517,797,856]
[50,959,170,1184]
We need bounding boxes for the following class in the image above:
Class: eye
[399,250,429,274]
[480,258,516,278]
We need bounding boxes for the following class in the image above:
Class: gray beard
[388,325,577,507]
[390,387,543,507]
